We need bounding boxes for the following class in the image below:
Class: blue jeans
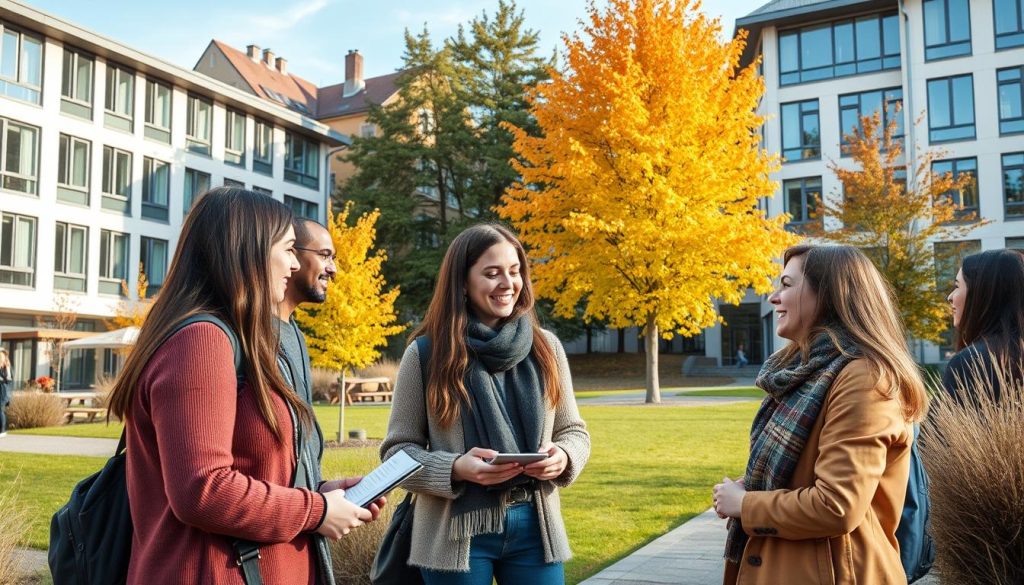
[420,503,564,585]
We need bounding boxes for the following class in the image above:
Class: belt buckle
[507,486,530,504]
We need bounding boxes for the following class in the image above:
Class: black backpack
[48,315,243,585]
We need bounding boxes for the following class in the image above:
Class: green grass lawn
[3,402,756,584]
[675,387,764,398]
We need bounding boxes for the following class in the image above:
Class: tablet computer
[484,453,548,465]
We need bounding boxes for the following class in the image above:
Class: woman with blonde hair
[380,223,590,584]
[713,244,928,585]
[0,347,11,437]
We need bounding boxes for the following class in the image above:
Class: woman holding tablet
[712,245,928,585]
[381,223,591,585]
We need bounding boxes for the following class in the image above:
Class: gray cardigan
[380,330,591,572]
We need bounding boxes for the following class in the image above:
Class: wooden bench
[339,376,394,405]
[65,406,108,423]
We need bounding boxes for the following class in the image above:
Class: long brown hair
[411,223,562,428]
[777,244,928,422]
[107,187,310,439]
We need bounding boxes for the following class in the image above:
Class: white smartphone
[484,453,548,465]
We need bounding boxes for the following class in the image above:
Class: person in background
[381,223,591,585]
[106,188,380,584]
[713,244,927,585]
[943,249,1024,404]
[0,348,11,437]
[735,343,749,368]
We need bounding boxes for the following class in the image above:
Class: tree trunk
[585,326,593,354]
[645,315,661,404]
[336,371,346,443]
[617,328,625,353]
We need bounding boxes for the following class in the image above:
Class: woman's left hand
[712,477,745,519]
[523,444,568,481]
[320,477,387,521]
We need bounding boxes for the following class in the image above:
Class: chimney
[246,44,260,61]
[275,56,287,75]
[262,48,274,67]
[343,49,365,97]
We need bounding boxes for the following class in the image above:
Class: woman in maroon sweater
[107,188,380,584]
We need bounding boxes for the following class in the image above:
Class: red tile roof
[316,70,403,120]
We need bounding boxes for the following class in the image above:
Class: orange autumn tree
[105,264,153,331]
[804,111,986,343]
[501,0,796,403]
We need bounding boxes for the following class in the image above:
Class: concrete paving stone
[0,433,117,457]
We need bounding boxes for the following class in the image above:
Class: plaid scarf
[724,329,859,563]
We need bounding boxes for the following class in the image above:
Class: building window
[778,12,899,86]
[1004,152,1024,219]
[225,109,245,166]
[101,146,132,214]
[254,119,273,175]
[140,236,168,297]
[780,100,820,162]
[923,0,972,60]
[253,186,272,197]
[0,212,35,287]
[284,195,318,221]
[284,132,319,189]
[54,222,87,292]
[99,229,128,295]
[142,157,170,222]
[104,63,134,132]
[839,87,904,151]
[0,23,42,104]
[223,178,244,188]
[933,157,978,218]
[57,134,90,205]
[144,79,172,144]
[927,75,975,143]
[783,177,822,229]
[186,95,212,155]
[60,48,93,118]
[0,117,39,195]
[1007,237,1024,249]
[183,168,210,212]
[995,0,1024,49]
[360,123,377,138]
[998,66,1024,135]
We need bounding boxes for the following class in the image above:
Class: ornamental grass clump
[920,361,1024,585]
[0,471,28,585]
[7,390,64,429]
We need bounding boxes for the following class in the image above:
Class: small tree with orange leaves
[500,0,796,402]
[804,112,987,343]
[105,263,153,332]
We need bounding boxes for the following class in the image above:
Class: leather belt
[505,485,533,504]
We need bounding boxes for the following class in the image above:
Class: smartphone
[484,453,548,465]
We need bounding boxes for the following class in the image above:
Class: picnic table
[332,376,394,405]
[57,392,107,423]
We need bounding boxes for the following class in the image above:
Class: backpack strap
[415,336,431,385]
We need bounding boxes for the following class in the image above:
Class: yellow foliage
[500,0,796,338]
[295,203,406,373]
[104,263,152,331]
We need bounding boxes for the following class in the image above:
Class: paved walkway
[0,433,117,456]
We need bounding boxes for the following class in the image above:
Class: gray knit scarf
[450,316,544,540]
[724,329,859,563]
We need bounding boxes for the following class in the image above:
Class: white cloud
[245,0,330,36]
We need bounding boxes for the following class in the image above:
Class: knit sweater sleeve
[144,323,325,541]
[380,342,466,500]
[544,331,590,488]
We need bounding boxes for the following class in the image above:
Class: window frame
[839,87,904,152]
[995,0,1024,50]
[0,116,40,196]
[780,99,821,162]
[60,47,94,116]
[284,194,319,221]
[284,131,319,189]
[141,157,171,222]
[998,66,1024,135]
[0,211,36,288]
[103,63,135,131]
[922,0,973,60]
[183,167,211,213]
[53,221,88,292]
[783,176,823,227]
[225,109,246,167]
[778,12,900,86]
[57,133,91,205]
[0,23,43,104]
[1003,152,1024,219]
[144,78,173,143]
[101,145,132,214]
[186,94,213,155]
[139,236,168,297]
[98,228,129,295]
[927,74,976,143]
[253,118,273,175]
[932,157,979,218]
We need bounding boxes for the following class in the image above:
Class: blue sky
[25,0,766,86]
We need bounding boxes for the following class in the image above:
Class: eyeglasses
[294,247,337,264]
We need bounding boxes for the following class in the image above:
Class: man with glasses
[277,217,344,584]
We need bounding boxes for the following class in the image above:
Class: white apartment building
[0,1,347,388]
[566,0,1024,366]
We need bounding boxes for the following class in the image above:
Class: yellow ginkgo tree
[295,202,405,438]
[500,0,797,402]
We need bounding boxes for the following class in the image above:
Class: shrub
[6,391,64,429]
[311,368,341,403]
[355,359,400,384]
[920,360,1024,585]
[0,471,28,585]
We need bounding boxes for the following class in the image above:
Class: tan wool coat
[725,359,913,585]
